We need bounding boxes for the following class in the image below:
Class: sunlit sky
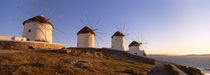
[0,0,210,55]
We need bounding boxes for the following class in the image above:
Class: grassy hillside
[0,48,203,75]
[0,49,154,75]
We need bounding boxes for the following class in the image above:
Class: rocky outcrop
[148,64,203,75]
[175,65,203,75]
[66,47,157,65]
[148,64,179,75]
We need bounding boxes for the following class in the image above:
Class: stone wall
[0,40,65,50]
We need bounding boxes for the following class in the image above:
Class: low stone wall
[0,40,65,50]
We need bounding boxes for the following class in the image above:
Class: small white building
[77,26,95,48]
[128,41,146,56]
[0,36,26,41]
[22,15,54,43]
[111,31,126,51]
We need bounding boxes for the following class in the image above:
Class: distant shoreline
[148,55,210,75]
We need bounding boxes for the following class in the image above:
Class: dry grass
[0,49,154,75]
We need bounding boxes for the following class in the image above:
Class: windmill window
[28,29,31,32]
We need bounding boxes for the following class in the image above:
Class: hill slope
[0,48,203,75]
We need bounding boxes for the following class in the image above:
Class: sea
[148,55,210,75]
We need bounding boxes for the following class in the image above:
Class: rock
[75,60,91,69]
[175,65,203,75]
[148,64,179,75]
[206,68,210,71]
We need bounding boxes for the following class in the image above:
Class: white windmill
[22,15,54,43]
[111,23,131,51]
[111,31,126,51]
[128,34,147,56]
[16,0,66,43]
[77,16,104,48]
[77,26,95,48]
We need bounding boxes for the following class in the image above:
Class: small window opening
[27,39,30,41]
[28,46,34,49]
[28,29,31,32]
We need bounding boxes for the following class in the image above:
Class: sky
[0,0,210,55]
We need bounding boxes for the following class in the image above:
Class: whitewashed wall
[111,36,126,51]
[23,22,53,43]
[0,36,12,40]
[13,37,27,41]
[77,33,95,48]
[129,46,140,51]
[128,50,145,56]
[0,36,26,41]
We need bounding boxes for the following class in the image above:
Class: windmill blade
[122,23,126,34]
[53,32,60,43]
[94,26,104,31]
[125,38,130,43]
[92,16,101,29]
[119,23,125,33]
[95,32,106,35]
[95,19,101,26]
[45,24,63,43]
[32,0,40,15]
[91,17,102,31]
[75,25,82,29]
[124,33,130,36]
[80,18,87,26]
[17,6,34,17]
[53,22,68,26]
[49,14,65,21]
[141,45,148,50]
[125,36,135,41]
[14,32,23,37]
[124,24,130,34]
[134,33,141,43]
[134,33,139,42]
[13,19,25,22]
[44,0,48,17]
[95,35,104,42]
[85,16,91,25]
[142,42,148,44]
[95,37,100,47]
[114,24,120,32]
[123,23,130,36]
[18,32,22,36]
[54,28,66,35]
[140,33,144,43]
[90,16,95,27]
[125,38,131,50]
[48,5,58,19]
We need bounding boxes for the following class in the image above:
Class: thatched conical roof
[23,15,54,29]
[77,26,95,35]
[129,41,141,47]
[112,31,124,38]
